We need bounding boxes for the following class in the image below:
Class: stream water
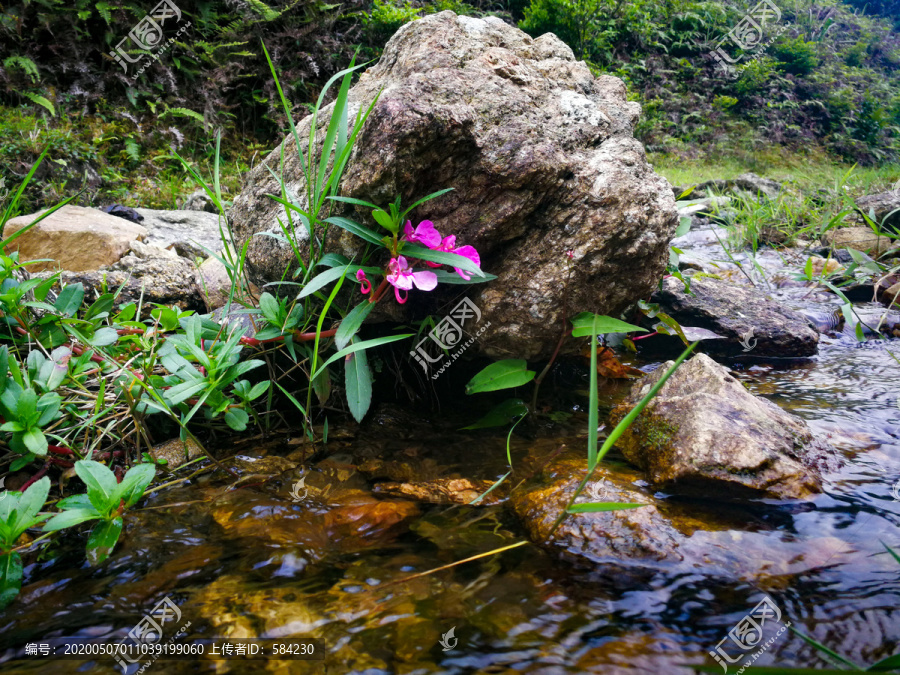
[0,225,898,674]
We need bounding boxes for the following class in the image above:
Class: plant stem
[545,340,698,540]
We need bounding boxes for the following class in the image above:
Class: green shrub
[772,36,820,75]
[734,56,782,97]
[362,0,423,46]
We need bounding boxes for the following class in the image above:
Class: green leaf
[787,625,861,670]
[164,379,207,406]
[371,208,396,232]
[327,195,380,210]
[401,243,484,278]
[10,476,49,537]
[74,460,118,514]
[86,518,123,564]
[461,398,528,430]
[881,541,900,567]
[88,327,119,347]
[465,360,535,394]
[112,463,156,508]
[674,216,692,238]
[23,92,55,117]
[42,508,101,532]
[335,301,374,351]
[298,265,352,299]
[54,283,84,317]
[22,428,47,456]
[567,502,646,513]
[309,334,413,383]
[224,408,250,431]
[400,188,455,220]
[0,552,23,610]
[259,293,281,324]
[247,380,270,401]
[55,494,93,510]
[344,347,372,423]
[570,313,646,337]
[869,653,900,671]
[324,216,384,246]
[431,269,497,285]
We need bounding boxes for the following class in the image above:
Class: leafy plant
[43,460,155,564]
[0,477,49,609]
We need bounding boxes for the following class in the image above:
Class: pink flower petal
[403,220,442,248]
[411,270,438,291]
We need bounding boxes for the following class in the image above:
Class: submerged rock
[3,204,147,272]
[373,478,505,505]
[650,275,819,357]
[609,353,837,499]
[231,11,677,360]
[509,455,684,564]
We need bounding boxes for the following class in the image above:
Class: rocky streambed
[1,230,898,672]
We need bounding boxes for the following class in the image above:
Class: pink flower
[424,235,481,280]
[386,256,437,304]
[356,269,371,295]
[402,220,441,248]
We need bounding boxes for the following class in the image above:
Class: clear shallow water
[1,245,899,673]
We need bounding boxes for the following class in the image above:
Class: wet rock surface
[231,11,677,360]
[510,453,685,565]
[650,275,820,357]
[610,353,838,498]
[373,477,504,505]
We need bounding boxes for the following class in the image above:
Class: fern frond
[159,106,206,127]
[95,1,113,25]
[23,91,56,117]
[3,56,40,83]
[245,0,282,21]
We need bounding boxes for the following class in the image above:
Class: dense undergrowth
[1,0,899,215]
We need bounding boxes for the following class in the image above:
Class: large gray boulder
[231,11,677,360]
[609,353,838,499]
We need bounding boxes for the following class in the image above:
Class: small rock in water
[149,437,204,469]
[373,478,505,505]
[649,275,819,357]
[509,454,685,565]
[610,353,839,499]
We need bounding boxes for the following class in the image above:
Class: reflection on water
[1,277,899,673]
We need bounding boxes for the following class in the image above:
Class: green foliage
[2,56,39,83]
[43,460,155,563]
[362,0,423,45]
[465,360,536,394]
[772,36,819,75]
[0,477,49,608]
